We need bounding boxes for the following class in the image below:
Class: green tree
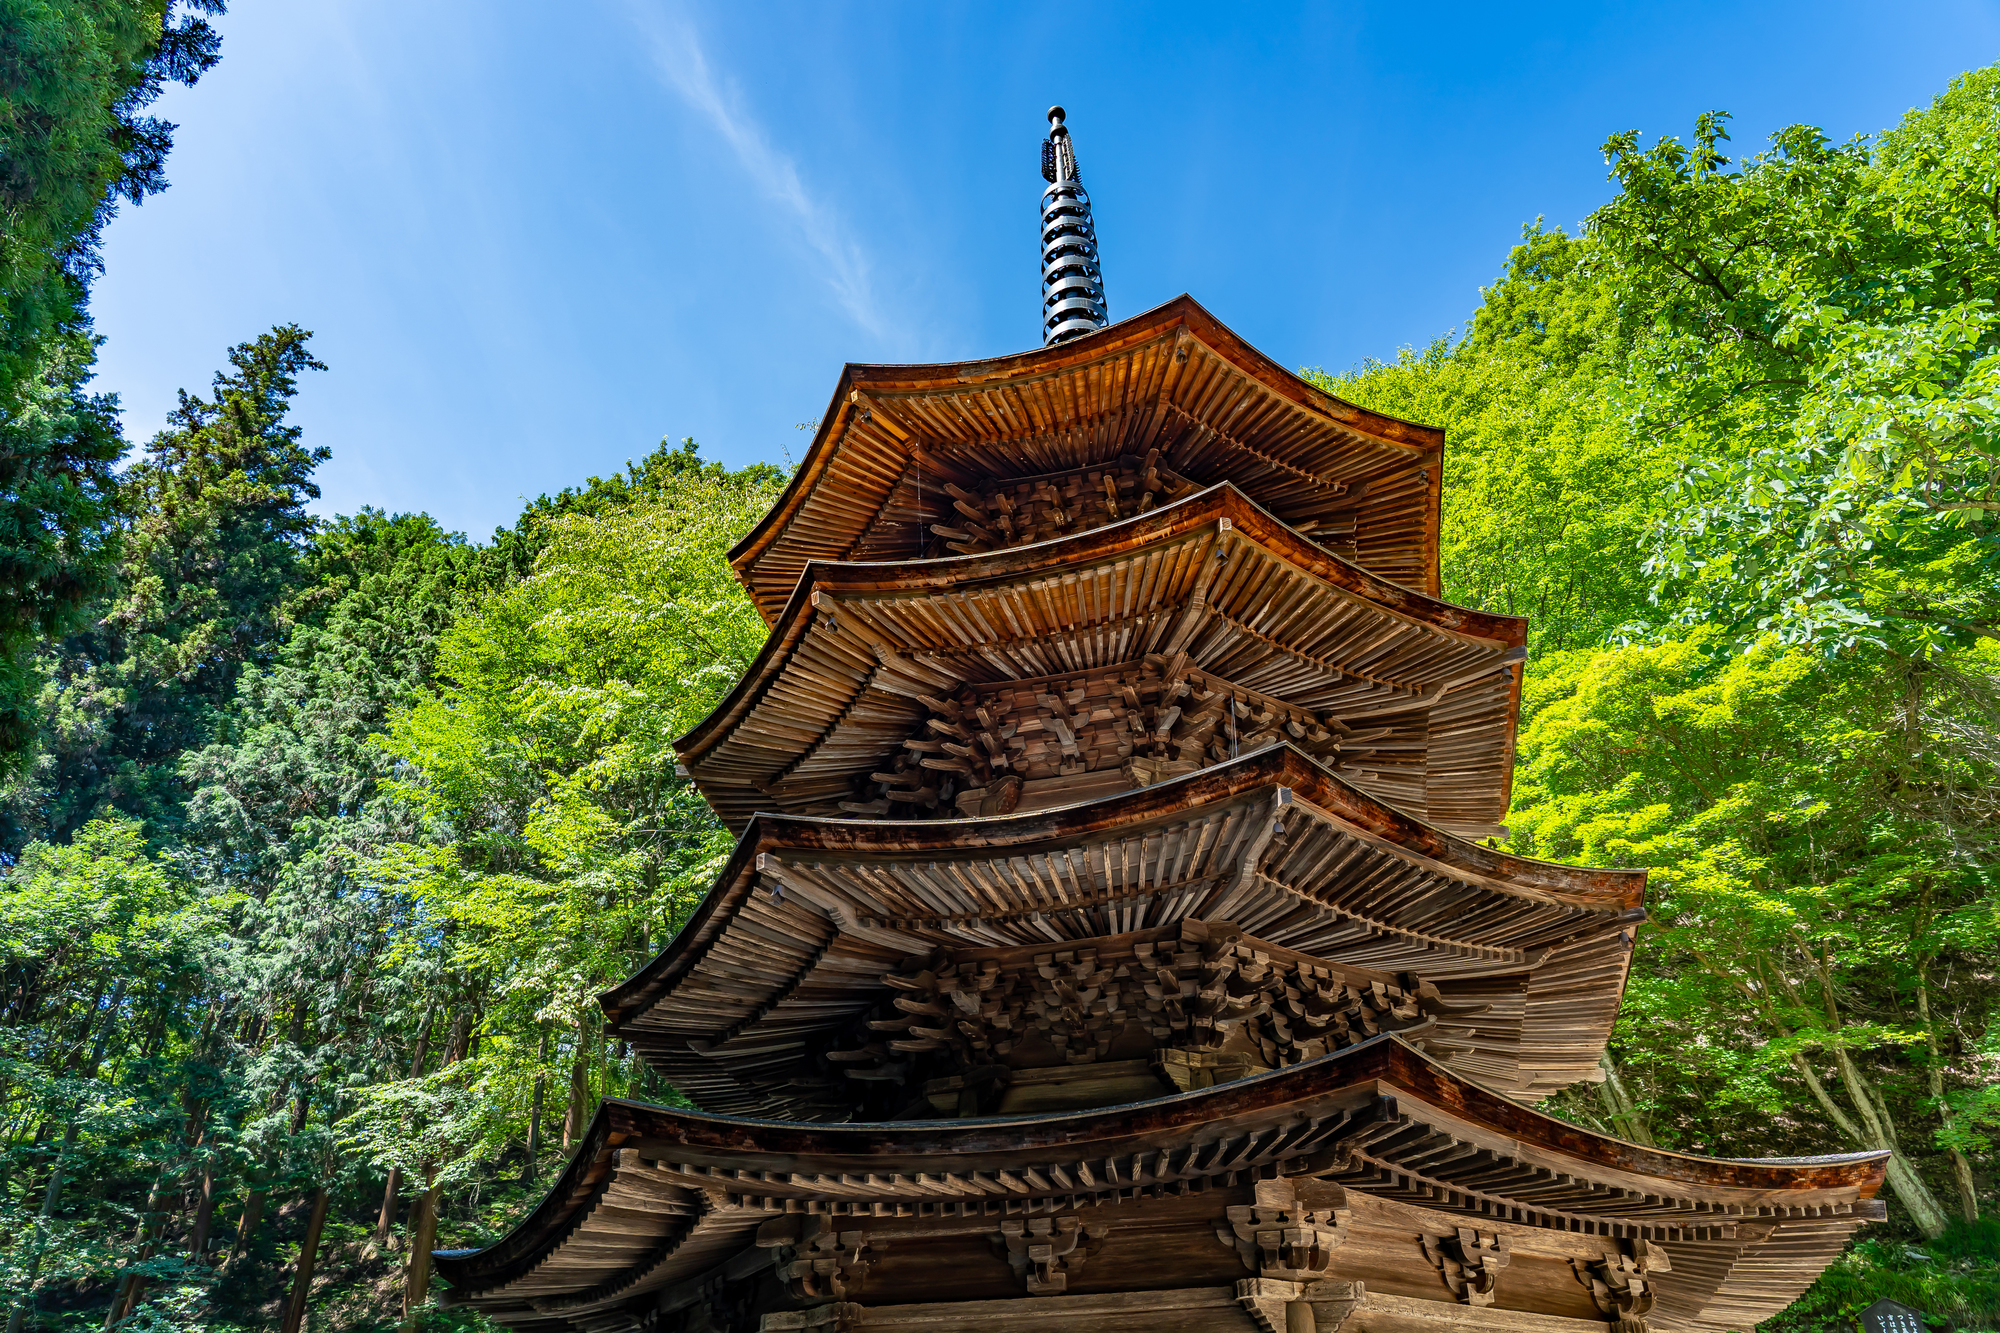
[16,326,327,846]
[1510,633,1998,1241]
[1598,70,2000,658]
[0,1,225,765]
[0,820,229,1333]
[348,450,782,1319]
[1323,64,2000,1321]
[168,509,488,1320]
[1309,222,1666,653]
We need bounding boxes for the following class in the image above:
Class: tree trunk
[187,1165,220,1262]
[1802,959,1954,1238]
[402,1004,464,1333]
[1595,1051,1656,1146]
[1757,970,1939,1240]
[231,1188,267,1259]
[376,1004,437,1248]
[401,1181,440,1331]
[562,1020,591,1151]
[106,1169,174,1328]
[375,1169,402,1249]
[524,1029,548,1184]
[279,1187,331,1333]
[1917,961,1981,1224]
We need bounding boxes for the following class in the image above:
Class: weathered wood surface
[600,750,1644,1118]
[731,295,1446,623]
[817,917,1462,1109]
[438,293,1877,1333]
[433,1039,1886,1333]
[680,484,1522,839]
[808,1286,1255,1333]
[837,652,1460,826]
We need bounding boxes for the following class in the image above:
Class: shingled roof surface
[437,1036,1885,1333]
[732,295,1447,621]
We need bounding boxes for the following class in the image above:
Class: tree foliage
[1326,64,2000,1326]
[0,0,224,767]
[1307,221,1663,653]
[12,325,328,848]
[1606,71,2000,658]
[1509,634,1998,1243]
[3,36,1998,1333]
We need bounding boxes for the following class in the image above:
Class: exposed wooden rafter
[436,1039,1886,1333]
[679,485,1524,839]
[732,295,1446,622]
[604,748,1644,1119]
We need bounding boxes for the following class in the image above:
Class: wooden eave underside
[730,295,1447,623]
[602,748,1645,1116]
[435,1037,1885,1333]
[679,484,1525,838]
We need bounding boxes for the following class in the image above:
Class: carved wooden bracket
[991,1213,1111,1295]
[826,918,1466,1093]
[758,1304,862,1333]
[1572,1238,1671,1332]
[1215,1178,1352,1282]
[1421,1227,1511,1306]
[1235,1277,1366,1333]
[756,1216,880,1301]
[842,639,1410,822]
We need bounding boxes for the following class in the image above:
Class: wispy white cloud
[626,7,887,339]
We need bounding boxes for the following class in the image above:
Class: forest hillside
[1,8,1995,1332]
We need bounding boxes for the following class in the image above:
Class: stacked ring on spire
[1042,107,1108,344]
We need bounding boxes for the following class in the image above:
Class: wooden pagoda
[441,105,1880,1325]
[435,293,1885,1333]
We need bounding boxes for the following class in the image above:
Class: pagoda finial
[1040,106,1108,345]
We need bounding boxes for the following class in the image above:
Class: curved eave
[437,1034,1886,1302]
[433,1099,631,1296]
[605,745,1640,1032]
[730,294,1448,620]
[678,481,1522,767]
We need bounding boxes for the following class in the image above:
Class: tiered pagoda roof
[606,747,1640,1118]
[442,283,1883,1333]
[438,1039,1885,1333]
[683,483,1524,838]
[730,295,1446,620]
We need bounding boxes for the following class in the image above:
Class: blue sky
[91,2,1998,540]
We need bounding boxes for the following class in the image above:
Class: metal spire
[1040,106,1107,345]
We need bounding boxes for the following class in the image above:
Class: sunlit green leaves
[349,452,782,1195]
[1600,70,2000,656]
[1311,224,1666,653]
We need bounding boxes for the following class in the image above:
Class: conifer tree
[0,1,225,765]
[13,326,326,846]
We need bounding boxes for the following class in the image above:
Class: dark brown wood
[732,296,1447,621]
[435,299,1874,1333]
[230,1187,264,1261]
[434,1038,1886,1333]
[681,484,1522,836]
[403,1183,439,1331]
[600,748,1642,1118]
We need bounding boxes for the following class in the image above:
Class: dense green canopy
[0,0,223,765]
[0,24,1994,1333]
